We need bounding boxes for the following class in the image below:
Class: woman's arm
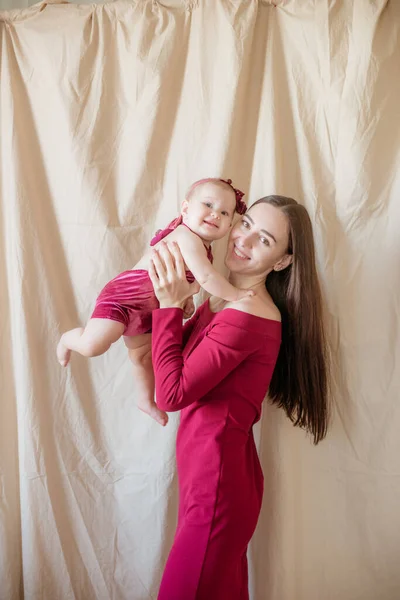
[152,308,255,412]
[149,242,256,412]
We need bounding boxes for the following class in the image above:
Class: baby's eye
[260,237,270,246]
[205,202,212,208]
[221,211,229,217]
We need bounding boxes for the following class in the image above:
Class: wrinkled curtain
[1,1,400,598]
[0,0,97,10]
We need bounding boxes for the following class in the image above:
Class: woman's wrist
[158,301,185,310]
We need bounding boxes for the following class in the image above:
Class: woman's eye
[242,220,250,228]
[260,237,270,246]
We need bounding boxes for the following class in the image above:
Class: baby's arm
[174,227,252,302]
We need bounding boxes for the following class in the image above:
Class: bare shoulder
[169,224,204,248]
[224,295,281,322]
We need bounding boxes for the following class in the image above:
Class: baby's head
[181,178,246,242]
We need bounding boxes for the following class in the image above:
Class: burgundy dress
[90,218,213,336]
[152,300,281,600]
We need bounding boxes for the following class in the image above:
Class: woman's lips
[233,245,250,260]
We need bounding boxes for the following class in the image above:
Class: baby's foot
[137,399,168,427]
[57,338,71,367]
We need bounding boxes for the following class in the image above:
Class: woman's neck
[229,271,270,296]
[209,270,274,314]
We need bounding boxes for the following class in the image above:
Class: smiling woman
[227,199,293,276]
[148,194,329,600]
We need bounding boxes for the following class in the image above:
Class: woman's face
[225,202,291,276]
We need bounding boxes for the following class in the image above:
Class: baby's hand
[235,288,255,301]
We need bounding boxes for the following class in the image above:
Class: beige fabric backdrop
[1,0,400,598]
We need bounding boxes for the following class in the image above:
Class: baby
[57,177,250,425]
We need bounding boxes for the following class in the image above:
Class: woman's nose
[238,233,252,248]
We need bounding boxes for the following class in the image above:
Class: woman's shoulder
[207,297,281,341]
[223,295,281,323]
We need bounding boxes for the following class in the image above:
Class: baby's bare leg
[57,318,125,366]
[124,334,168,427]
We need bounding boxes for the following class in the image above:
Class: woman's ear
[274,254,293,272]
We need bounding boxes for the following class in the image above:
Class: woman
[148,195,329,600]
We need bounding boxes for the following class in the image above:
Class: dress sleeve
[182,308,200,347]
[152,308,257,412]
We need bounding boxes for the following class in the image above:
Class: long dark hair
[251,195,329,444]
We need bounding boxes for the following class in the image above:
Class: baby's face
[181,183,236,242]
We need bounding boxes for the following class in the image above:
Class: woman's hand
[149,241,200,309]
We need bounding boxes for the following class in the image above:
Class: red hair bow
[219,178,247,215]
